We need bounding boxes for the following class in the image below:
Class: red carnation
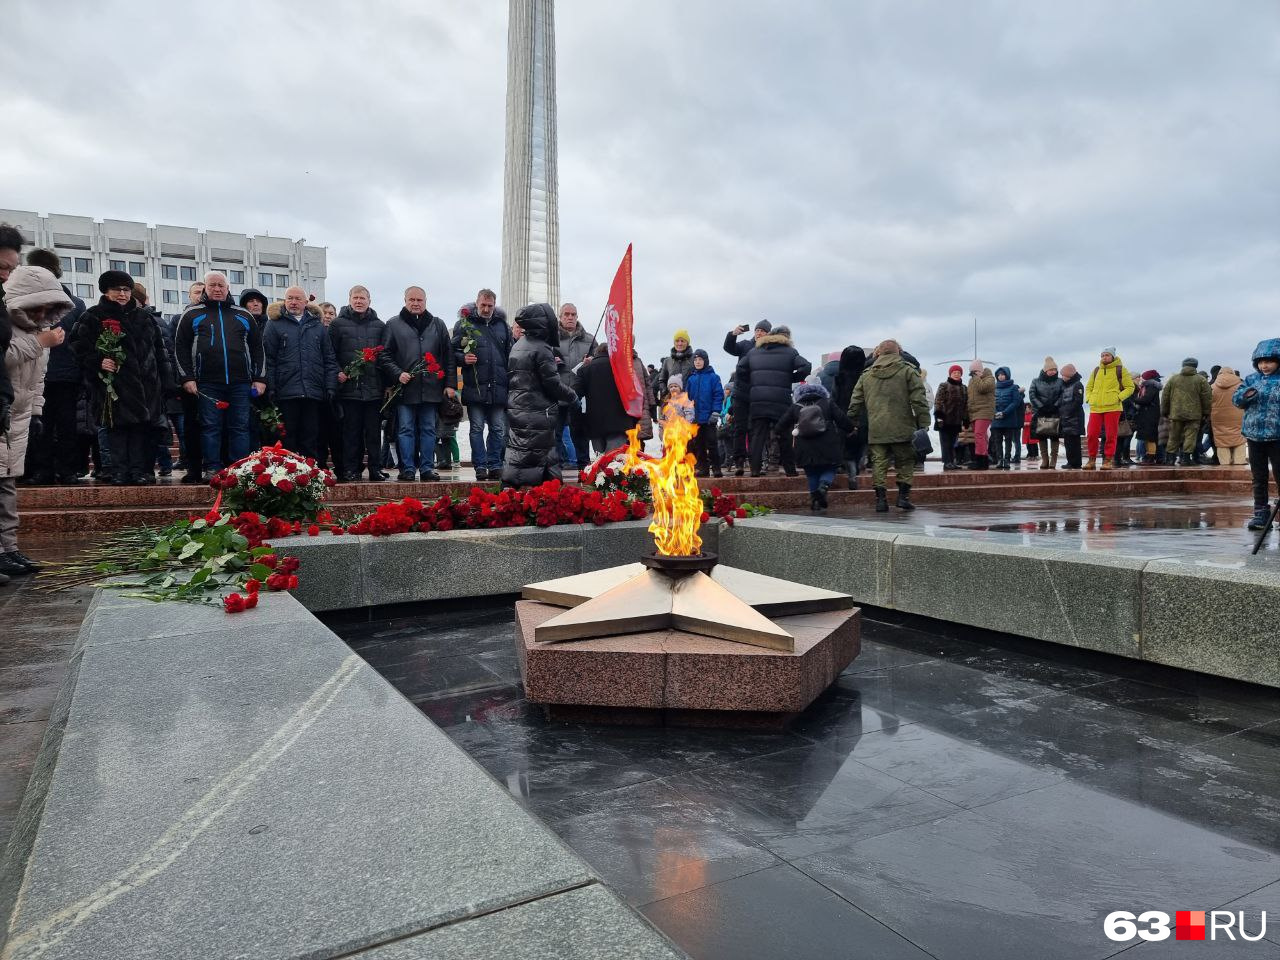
[735,508,747,518]
[700,511,710,523]
[215,400,230,410]
[245,578,261,593]
[244,591,259,609]
[223,593,247,613]
[307,524,319,536]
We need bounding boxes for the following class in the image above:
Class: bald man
[174,271,266,472]
[262,286,337,459]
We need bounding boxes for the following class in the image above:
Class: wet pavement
[334,604,1280,960]
[809,493,1280,565]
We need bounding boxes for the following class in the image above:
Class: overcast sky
[3,1,1277,384]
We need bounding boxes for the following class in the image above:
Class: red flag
[603,244,644,418]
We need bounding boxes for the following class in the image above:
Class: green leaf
[191,519,206,531]
[189,567,210,585]
[249,563,272,580]
[178,541,203,560]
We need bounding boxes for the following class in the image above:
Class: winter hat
[98,269,135,293]
[667,374,684,391]
[1100,346,1117,357]
[3,265,73,319]
[969,358,984,374]
[1141,369,1159,381]
[239,288,269,310]
[754,319,772,333]
[773,324,792,339]
[1043,356,1056,369]
[673,328,690,344]
[693,348,710,365]
[948,364,963,376]
[1182,357,1199,368]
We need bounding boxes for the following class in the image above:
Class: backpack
[796,401,828,438]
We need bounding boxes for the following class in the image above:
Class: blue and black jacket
[175,295,265,386]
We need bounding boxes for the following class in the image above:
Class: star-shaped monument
[522,563,852,652]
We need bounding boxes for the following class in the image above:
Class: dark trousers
[993,427,1019,462]
[1062,434,1082,468]
[1248,439,1280,507]
[568,410,590,470]
[108,425,152,482]
[320,401,343,474]
[730,401,749,465]
[279,397,323,460]
[342,400,383,478]
[690,423,722,472]
[938,426,960,465]
[180,391,203,478]
[27,381,81,480]
[749,417,790,474]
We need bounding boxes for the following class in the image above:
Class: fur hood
[3,265,72,323]
[267,301,321,321]
[756,333,794,348]
[795,381,829,403]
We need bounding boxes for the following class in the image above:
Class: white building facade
[0,209,327,315]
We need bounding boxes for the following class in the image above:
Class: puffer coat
[452,304,512,406]
[378,307,453,405]
[502,304,577,487]
[1232,342,1280,442]
[967,369,996,420]
[75,297,175,428]
[1059,372,1086,436]
[777,382,853,467]
[329,306,386,402]
[736,334,812,422]
[1210,369,1245,449]
[1133,378,1163,443]
[264,303,338,402]
[1161,365,1212,422]
[847,352,930,444]
[2,267,71,477]
[992,367,1022,430]
[1085,357,1135,413]
[685,354,725,425]
[1028,371,1064,417]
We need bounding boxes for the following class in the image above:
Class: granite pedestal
[514,600,861,727]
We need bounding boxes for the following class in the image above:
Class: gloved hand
[28,415,42,441]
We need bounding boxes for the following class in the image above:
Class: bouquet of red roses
[381,350,445,411]
[96,318,126,426]
[342,344,383,381]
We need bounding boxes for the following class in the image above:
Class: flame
[621,408,703,556]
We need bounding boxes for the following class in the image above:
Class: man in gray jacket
[379,286,455,482]
[557,302,596,469]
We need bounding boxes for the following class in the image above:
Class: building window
[180,266,197,282]
[229,270,244,285]
[129,261,145,277]
[76,283,93,298]
[276,274,289,288]
[161,264,178,280]
[109,259,126,272]
[59,256,72,273]
[162,289,179,304]
[258,273,273,287]
[75,257,92,273]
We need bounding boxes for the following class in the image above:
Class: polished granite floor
[333,603,1280,960]
[821,493,1280,564]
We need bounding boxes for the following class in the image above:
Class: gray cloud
[4,0,1276,383]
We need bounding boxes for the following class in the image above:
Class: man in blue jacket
[174,271,266,472]
[263,286,337,460]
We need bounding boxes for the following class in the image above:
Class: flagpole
[589,306,607,344]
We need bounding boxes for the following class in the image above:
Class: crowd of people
[1,218,1278,585]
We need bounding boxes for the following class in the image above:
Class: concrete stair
[16,465,1253,535]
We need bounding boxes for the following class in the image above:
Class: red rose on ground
[307,524,319,536]
[244,591,259,609]
[204,509,221,523]
[735,508,747,518]
[245,578,261,593]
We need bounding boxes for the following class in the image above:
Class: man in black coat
[329,284,387,481]
[22,249,84,484]
[502,303,576,488]
[722,319,771,474]
[575,342,639,456]
[736,325,811,477]
[452,288,511,481]
[264,287,338,460]
[379,286,455,481]
[174,271,266,473]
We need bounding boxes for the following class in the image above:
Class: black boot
[1247,506,1273,531]
[846,461,859,490]
[817,482,830,510]
[965,455,989,471]
[895,482,916,511]
[874,487,889,513]
[810,493,822,511]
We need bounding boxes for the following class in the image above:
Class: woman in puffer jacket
[501,303,577,487]
[0,266,71,578]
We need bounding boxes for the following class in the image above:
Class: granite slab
[269,531,366,612]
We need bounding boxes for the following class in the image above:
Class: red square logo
[1176,911,1206,941]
